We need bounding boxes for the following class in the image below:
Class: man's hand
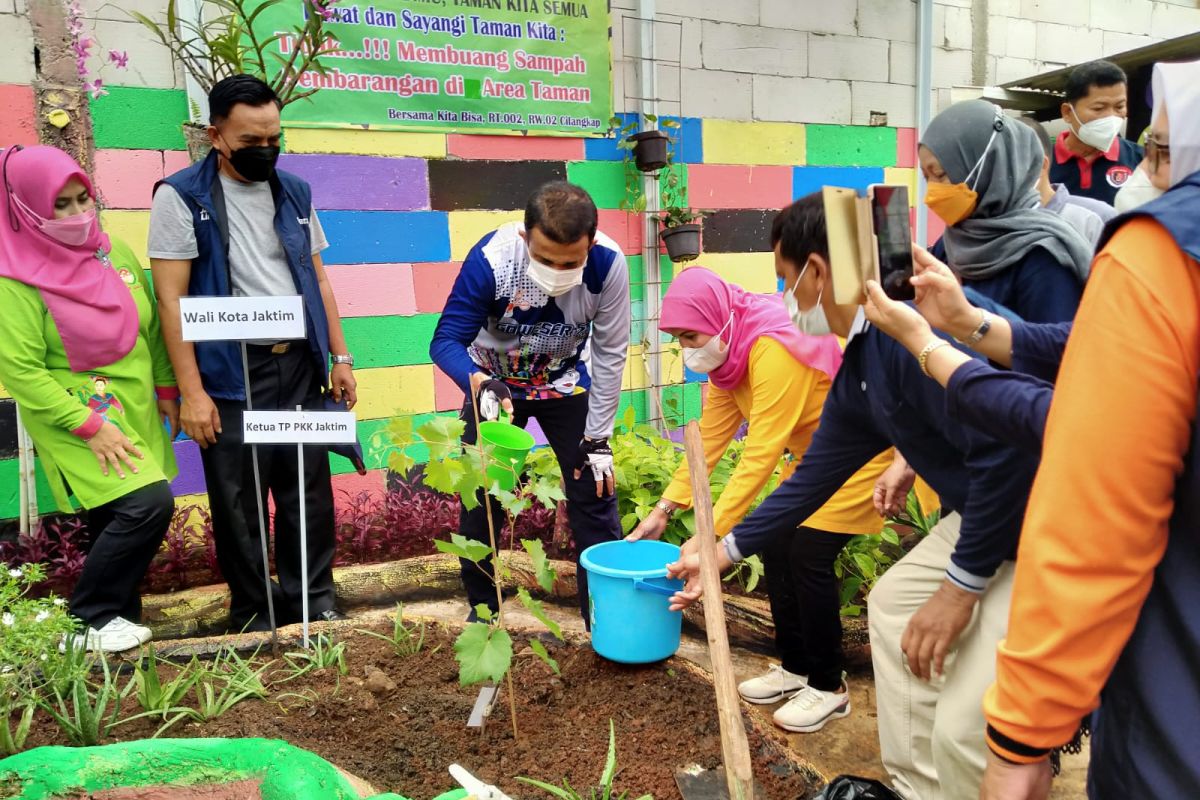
[573,437,615,497]
[874,452,916,517]
[911,246,980,339]
[901,580,979,680]
[471,374,514,422]
[330,363,357,410]
[665,535,733,611]
[181,391,222,448]
[864,279,934,354]
[86,421,143,479]
[979,750,1052,800]
[626,506,670,541]
[157,398,181,440]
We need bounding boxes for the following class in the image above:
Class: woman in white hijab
[978,59,1200,800]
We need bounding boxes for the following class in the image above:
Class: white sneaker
[773,681,851,733]
[62,617,152,653]
[737,664,808,704]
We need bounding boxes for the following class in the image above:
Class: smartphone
[869,184,915,301]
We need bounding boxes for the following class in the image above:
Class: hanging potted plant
[611,114,679,173]
[658,207,703,263]
[129,0,340,162]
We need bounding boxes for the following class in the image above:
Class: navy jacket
[158,151,329,401]
[929,239,1082,323]
[725,305,1041,593]
[945,321,1070,455]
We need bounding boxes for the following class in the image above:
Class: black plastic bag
[810,775,903,800]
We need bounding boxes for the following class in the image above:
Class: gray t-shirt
[147,174,328,298]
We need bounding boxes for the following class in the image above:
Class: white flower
[34,611,49,623]
[7,569,21,579]
[39,653,47,661]
[1,613,13,626]
[53,597,66,607]
[1,665,12,674]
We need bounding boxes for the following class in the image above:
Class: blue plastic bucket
[580,540,684,664]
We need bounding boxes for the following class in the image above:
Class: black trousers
[458,392,620,621]
[762,525,850,691]
[71,480,174,628]
[199,344,336,629]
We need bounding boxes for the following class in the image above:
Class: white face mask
[682,313,733,374]
[783,264,831,336]
[527,256,583,297]
[1070,106,1124,153]
[1113,161,1165,213]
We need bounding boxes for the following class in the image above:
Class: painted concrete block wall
[0,0,1195,520]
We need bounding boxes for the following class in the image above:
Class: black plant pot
[629,130,670,172]
[660,223,702,263]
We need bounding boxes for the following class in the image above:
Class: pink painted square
[896,128,918,169]
[332,469,386,501]
[434,367,465,412]
[598,209,643,255]
[325,263,416,317]
[94,150,165,210]
[412,261,462,314]
[447,134,584,161]
[0,85,38,148]
[688,165,793,209]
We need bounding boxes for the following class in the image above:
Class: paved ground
[390,597,1088,798]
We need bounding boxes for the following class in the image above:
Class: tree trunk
[27,0,95,174]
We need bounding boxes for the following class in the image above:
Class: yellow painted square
[622,344,647,391]
[702,119,806,166]
[449,210,524,260]
[284,127,447,159]
[353,365,436,420]
[101,210,152,266]
[884,168,918,207]
[686,253,778,294]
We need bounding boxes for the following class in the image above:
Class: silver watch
[331,353,354,367]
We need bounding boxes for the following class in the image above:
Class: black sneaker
[315,608,348,623]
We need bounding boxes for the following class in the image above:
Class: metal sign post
[295,404,309,647]
[241,340,278,651]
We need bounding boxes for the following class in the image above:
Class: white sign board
[179,295,305,342]
[243,411,358,444]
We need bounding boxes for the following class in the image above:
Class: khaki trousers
[867,514,1015,800]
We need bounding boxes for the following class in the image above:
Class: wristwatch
[955,309,992,346]
[655,500,676,518]
[331,353,354,367]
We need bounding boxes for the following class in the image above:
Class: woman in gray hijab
[920,99,1094,323]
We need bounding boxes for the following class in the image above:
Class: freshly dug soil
[24,627,819,800]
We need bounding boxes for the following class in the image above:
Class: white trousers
[868,514,1015,800]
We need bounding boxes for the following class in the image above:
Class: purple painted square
[278,154,429,211]
[169,439,207,496]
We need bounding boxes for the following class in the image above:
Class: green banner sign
[255,0,612,136]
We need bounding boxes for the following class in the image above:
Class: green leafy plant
[357,603,431,658]
[517,720,652,800]
[0,563,77,754]
[127,0,339,108]
[180,648,270,722]
[38,643,137,747]
[610,113,682,214]
[277,634,348,683]
[132,649,198,719]
[373,412,568,738]
[835,489,940,616]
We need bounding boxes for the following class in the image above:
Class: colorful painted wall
[0,76,927,520]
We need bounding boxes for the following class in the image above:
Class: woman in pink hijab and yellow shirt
[0,145,178,653]
[629,267,915,734]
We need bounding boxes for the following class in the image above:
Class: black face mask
[224,144,280,182]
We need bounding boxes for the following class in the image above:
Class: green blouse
[0,237,178,511]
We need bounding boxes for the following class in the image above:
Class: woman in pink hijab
[0,145,178,653]
[627,266,898,733]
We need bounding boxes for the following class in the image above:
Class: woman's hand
[626,506,670,542]
[86,421,143,479]
[864,279,934,354]
[911,246,980,339]
[158,398,180,440]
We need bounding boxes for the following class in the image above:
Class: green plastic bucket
[478,420,535,490]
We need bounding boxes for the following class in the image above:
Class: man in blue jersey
[430,181,630,622]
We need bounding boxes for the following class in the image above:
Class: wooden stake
[683,421,755,800]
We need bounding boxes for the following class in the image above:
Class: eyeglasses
[1146,134,1171,172]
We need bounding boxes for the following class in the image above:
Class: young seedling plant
[357,602,433,658]
[378,411,566,739]
[517,719,652,800]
